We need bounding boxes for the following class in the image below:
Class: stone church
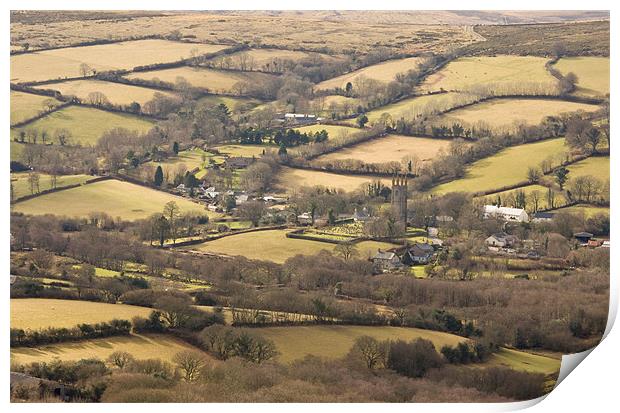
[391,175,408,225]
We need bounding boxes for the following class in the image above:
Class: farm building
[281,113,317,124]
[371,250,402,271]
[483,205,529,223]
[532,211,555,223]
[224,157,255,169]
[574,231,594,244]
[485,232,519,248]
[297,212,314,225]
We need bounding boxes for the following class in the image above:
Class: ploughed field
[435,98,600,130]
[10,91,60,125]
[10,105,154,147]
[36,79,176,106]
[10,39,229,83]
[11,179,214,221]
[432,138,567,195]
[187,229,398,263]
[315,56,424,91]
[314,134,451,164]
[11,334,206,365]
[126,66,278,94]
[276,166,391,193]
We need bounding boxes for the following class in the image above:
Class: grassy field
[481,184,567,212]
[254,325,467,363]
[315,134,450,164]
[12,179,214,221]
[11,334,206,365]
[485,348,560,376]
[553,204,610,218]
[315,56,424,90]
[11,39,228,83]
[11,298,152,330]
[10,172,93,200]
[567,156,609,180]
[555,57,610,97]
[10,91,60,125]
[432,138,567,194]
[208,48,340,71]
[419,55,556,93]
[189,229,397,263]
[364,92,469,123]
[156,147,223,170]
[126,67,277,94]
[198,95,262,113]
[213,144,273,157]
[10,106,155,146]
[37,79,175,106]
[436,98,600,129]
[295,124,360,138]
[276,166,391,193]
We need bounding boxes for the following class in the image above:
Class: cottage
[352,207,371,222]
[483,205,529,223]
[485,232,519,248]
[371,250,402,271]
[404,243,435,265]
[235,194,249,205]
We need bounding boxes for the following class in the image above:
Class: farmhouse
[483,205,529,223]
[403,243,435,265]
[282,113,317,124]
[485,232,519,248]
[532,211,555,223]
[371,250,402,271]
[224,156,255,169]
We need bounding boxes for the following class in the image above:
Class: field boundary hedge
[11,176,112,204]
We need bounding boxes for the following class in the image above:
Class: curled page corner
[553,280,617,389]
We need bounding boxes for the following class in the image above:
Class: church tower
[391,174,408,226]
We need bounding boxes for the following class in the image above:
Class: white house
[297,212,314,225]
[485,232,519,248]
[483,205,529,223]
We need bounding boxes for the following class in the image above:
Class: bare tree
[173,350,207,382]
[107,351,135,369]
[79,63,92,77]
